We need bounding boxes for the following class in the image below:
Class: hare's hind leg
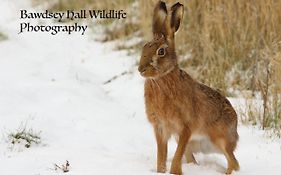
[210,135,239,174]
[223,145,240,174]
[176,137,197,164]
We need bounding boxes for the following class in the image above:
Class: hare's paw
[225,161,240,174]
[157,165,166,173]
[170,164,182,175]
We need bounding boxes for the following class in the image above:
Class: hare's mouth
[139,67,159,78]
[140,70,152,77]
[139,68,146,75]
[140,70,147,77]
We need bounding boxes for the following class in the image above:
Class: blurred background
[15,0,281,134]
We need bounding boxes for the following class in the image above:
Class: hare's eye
[157,48,165,57]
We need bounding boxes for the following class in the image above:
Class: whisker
[152,79,161,91]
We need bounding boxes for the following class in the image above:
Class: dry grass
[271,51,281,93]
[9,127,41,148]
[267,53,281,135]
[239,53,281,136]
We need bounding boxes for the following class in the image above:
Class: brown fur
[138,1,240,174]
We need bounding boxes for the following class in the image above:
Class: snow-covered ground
[1,0,281,175]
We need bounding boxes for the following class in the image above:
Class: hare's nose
[138,65,146,73]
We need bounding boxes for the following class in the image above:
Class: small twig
[258,59,270,130]
[103,70,131,84]
[54,160,70,173]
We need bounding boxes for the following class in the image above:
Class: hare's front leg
[170,127,191,175]
[154,127,168,173]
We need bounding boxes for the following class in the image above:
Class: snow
[1,0,281,175]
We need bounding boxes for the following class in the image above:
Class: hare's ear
[170,2,184,33]
[153,1,168,36]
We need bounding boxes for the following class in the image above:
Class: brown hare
[138,1,240,174]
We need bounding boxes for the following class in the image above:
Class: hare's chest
[145,91,185,135]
